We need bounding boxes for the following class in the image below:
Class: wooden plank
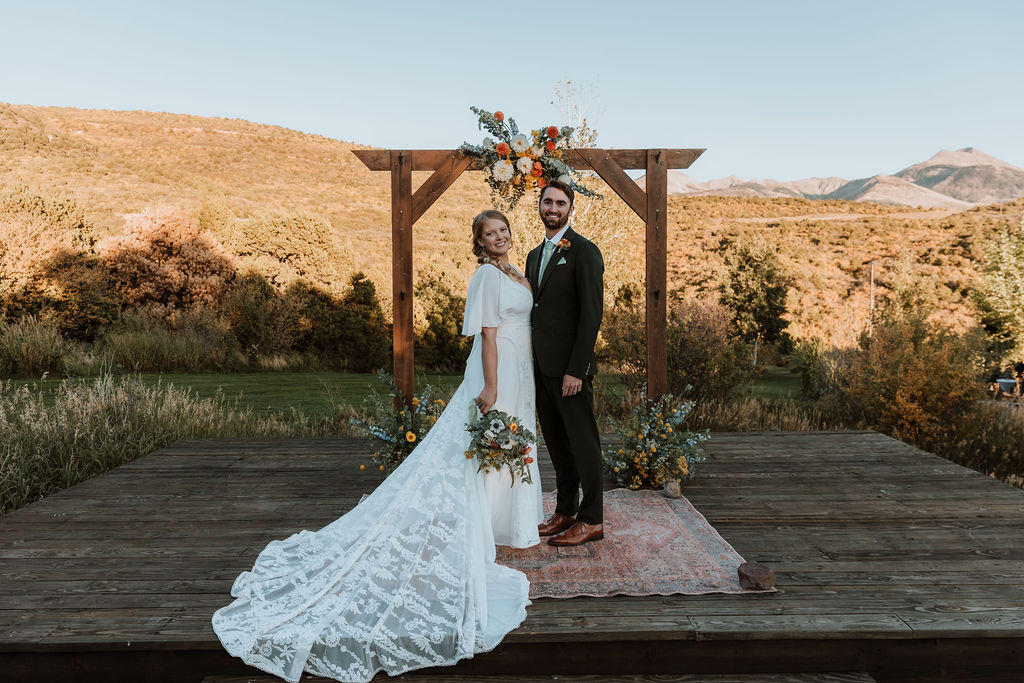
[645,149,668,398]
[391,150,415,403]
[571,149,647,221]
[353,148,705,172]
[410,151,472,223]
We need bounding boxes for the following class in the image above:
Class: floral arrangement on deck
[465,404,536,486]
[352,370,447,475]
[459,106,601,210]
[602,392,709,490]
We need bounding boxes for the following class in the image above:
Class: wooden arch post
[353,147,704,402]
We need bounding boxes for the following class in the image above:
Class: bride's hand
[476,385,497,414]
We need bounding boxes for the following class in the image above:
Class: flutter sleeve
[461,264,502,337]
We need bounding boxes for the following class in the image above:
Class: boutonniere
[556,238,571,253]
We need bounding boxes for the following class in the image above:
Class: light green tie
[538,240,556,285]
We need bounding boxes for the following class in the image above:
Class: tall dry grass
[688,397,848,432]
[0,315,69,377]
[0,374,363,514]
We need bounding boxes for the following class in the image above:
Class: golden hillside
[2,103,1021,345]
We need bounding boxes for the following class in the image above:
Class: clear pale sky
[2,0,1021,181]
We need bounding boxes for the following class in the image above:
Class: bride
[212,209,543,683]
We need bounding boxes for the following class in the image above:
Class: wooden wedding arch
[353,147,704,401]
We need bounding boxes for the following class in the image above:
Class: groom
[526,180,605,546]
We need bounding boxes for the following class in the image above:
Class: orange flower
[494,111,504,122]
[537,177,546,188]
[533,160,542,170]
[531,167,543,177]
[546,125,558,138]
[359,464,365,470]
[510,422,518,432]
[406,431,416,442]
[524,457,534,464]
[545,139,556,152]
[495,142,510,156]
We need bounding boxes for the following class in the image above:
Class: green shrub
[2,250,119,342]
[0,315,69,378]
[222,271,299,360]
[601,284,750,403]
[415,272,471,373]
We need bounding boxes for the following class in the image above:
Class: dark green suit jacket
[526,227,604,379]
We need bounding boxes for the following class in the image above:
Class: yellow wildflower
[406,431,416,442]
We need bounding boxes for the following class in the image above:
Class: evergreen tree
[973,219,1024,361]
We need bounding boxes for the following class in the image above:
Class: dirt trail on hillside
[728,209,956,224]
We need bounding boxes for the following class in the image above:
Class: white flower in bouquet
[489,418,505,432]
[558,174,572,186]
[530,145,543,157]
[491,159,514,182]
[482,137,496,151]
[501,438,516,449]
[516,157,534,174]
[510,133,530,154]
[483,429,495,441]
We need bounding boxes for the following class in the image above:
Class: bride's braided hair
[471,210,512,263]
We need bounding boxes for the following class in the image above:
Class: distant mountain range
[639,148,1024,209]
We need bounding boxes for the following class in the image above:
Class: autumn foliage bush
[836,310,984,449]
[97,207,235,316]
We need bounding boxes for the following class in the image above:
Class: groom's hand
[561,374,583,397]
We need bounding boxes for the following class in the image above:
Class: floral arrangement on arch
[459,106,601,210]
[353,370,448,475]
[602,392,709,490]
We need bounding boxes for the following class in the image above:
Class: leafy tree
[718,240,789,364]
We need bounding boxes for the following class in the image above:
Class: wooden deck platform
[2,431,1023,682]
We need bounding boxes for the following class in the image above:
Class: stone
[663,480,683,499]
[738,561,776,590]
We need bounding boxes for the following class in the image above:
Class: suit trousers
[534,370,603,524]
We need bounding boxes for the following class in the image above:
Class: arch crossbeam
[353,147,705,402]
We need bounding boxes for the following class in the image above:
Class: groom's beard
[542,212,569,231]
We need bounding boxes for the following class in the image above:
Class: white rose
[510,133,530,154]
[491,159,514,182]
[483,429,495,440]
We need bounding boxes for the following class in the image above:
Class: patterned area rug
[496,488,767,599]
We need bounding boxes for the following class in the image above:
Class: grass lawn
[748,365,801,399]
[2,366,799,414]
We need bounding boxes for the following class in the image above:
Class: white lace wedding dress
[212,263,543,683]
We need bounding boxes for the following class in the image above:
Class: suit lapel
[537,227,577,298]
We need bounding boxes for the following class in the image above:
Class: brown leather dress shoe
[547,521,604,546]
[537,513,576,537]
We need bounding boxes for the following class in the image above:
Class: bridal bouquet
[465,405,536,486]
[459,106,601,210]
